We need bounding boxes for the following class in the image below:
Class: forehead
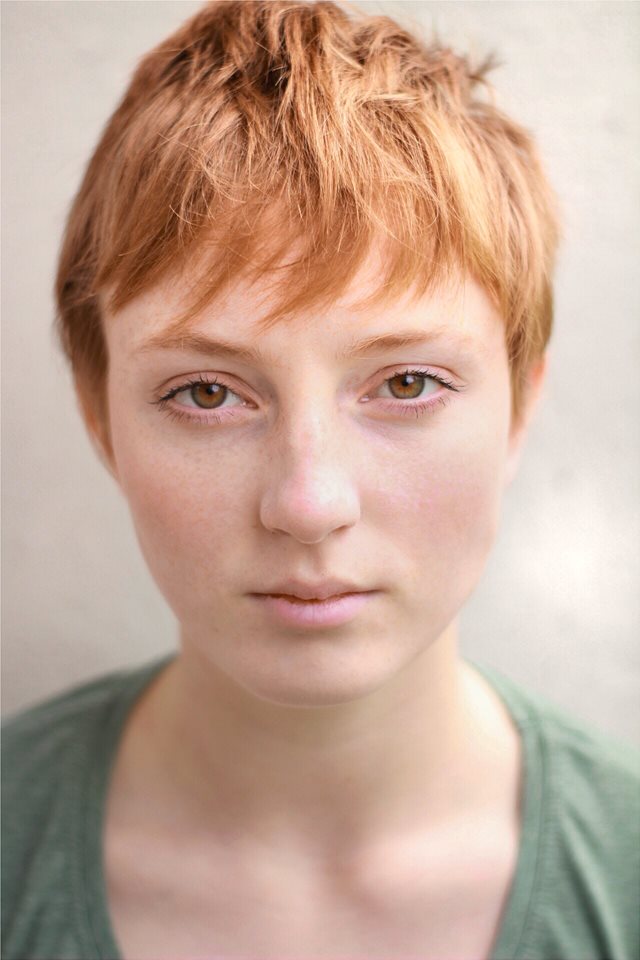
[102,247,504,364]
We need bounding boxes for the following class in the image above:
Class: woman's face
[99,255,530,706]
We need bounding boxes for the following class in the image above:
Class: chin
[223,633,425,709]
[237,672,389,709]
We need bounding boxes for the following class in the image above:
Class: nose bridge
[258,389,361,543]
[274,369,345,468]
[287,402,333,458]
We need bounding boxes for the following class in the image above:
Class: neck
[128,622,504,865]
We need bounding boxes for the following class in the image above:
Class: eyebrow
[137,326,475,363]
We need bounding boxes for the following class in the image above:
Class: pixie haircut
[55,0,559,427]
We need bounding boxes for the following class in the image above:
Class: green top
[2,654,639,960]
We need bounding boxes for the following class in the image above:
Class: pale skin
[80,250,546,959]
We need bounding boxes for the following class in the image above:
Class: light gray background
[2,1,639,744]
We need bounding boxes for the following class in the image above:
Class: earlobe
[504,355,548,488]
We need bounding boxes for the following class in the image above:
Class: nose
[258,412,361,544]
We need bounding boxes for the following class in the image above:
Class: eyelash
[151,368,461,426]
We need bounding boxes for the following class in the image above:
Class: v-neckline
[75,654,545,960]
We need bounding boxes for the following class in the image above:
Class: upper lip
[254,579,373,601]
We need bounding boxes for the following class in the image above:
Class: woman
[3,2,638,959]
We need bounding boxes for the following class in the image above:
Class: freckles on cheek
[378,432,505,590]
[427,471,498,544]
[117,443,249,574]
[441,430,504,519]
[384,470,495,546]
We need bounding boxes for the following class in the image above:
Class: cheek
[110,416,251,612]
[371,413,509,602]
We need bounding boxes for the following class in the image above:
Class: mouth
[267,592,353,603]
[250,590,378,628]
[254,578,373,602]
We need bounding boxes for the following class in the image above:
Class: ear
[504,354,548,488]
[74,376,120,483]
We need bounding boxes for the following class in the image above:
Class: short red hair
[55,0,559,427]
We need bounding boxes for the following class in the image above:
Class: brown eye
[190,382,227,409]
[386,372,429,400]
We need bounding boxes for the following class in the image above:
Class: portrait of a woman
[2,2,638,959]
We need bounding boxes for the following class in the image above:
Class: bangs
[57,0,559,421]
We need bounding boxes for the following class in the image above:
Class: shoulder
[2,664,142,800]
[474,661,640,960]
[2,655,173,814]
[2,653,175,754]
[1,656,173,960]
[3,665,133,744]
[1,662,142,868]
[524,682,640,884]
[525,682,640,886]
[473,659,640,805]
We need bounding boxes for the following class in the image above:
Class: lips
[255,579,370,601]
[251,590,378,628]
[269,592,351,603]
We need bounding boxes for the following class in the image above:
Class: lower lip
[251,592,378,628]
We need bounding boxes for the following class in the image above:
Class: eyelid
[155,374,247,407]
[152,365,461,419]
[370,365,459,395]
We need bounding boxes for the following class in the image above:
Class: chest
[105,826,518,960]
